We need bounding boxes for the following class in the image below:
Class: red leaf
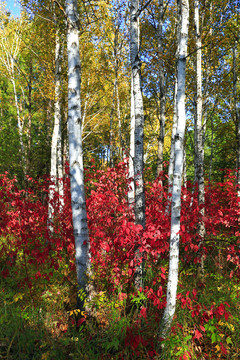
[200,325,206,332]
[77,318,86,326]
[194,329,202,340]
[140,307,147,319]
[224,312,230,321]
[220,343,228,355]
[192,288,197,298]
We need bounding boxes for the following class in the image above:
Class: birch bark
[194,0,205,265]
[0,27,26,175]
[116,78,124,159]
[168,80,178,194]
[48,25,64,232]
[168,0,180,196]
[156,0,166,179]
[159,0,189,339]
[66,0,91,310]
[128,74,135,206]
[130,0,145,288]
[109,77,116,168]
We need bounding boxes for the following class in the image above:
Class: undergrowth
[0,165,240,359]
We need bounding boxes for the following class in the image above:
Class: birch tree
[130,0,146,288]
[66,0,91,310]
[168,79,178,194]
[128,74,135,206]
[156,0,166,179]
[48,18,64,232]
[0,15,26,175]
[194,0,205,257]
[159,0,189,339]
[167,0,180,208]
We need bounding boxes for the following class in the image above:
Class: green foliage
[130,290,148,308]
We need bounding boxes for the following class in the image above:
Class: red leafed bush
[0,165,240,295]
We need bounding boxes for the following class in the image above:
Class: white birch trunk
[57,134,64,210]
[56,40,64,209]
[156,0,166,179]
[194,0,205,263]
[128,73,135,206]
[168,0,180,196]
[66,0,91,310]
[168,79,178,194]
[10,60,25,171]
[159,0,189,339]
[0,29,26,175]
[130,0,145,288]
[116,78,124,159]
[109,77,116,167]
[48,27,63,232]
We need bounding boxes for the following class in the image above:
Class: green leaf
[211,332,217,343]
[184,335,192,341]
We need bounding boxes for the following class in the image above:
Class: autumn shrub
[0,165,240,359]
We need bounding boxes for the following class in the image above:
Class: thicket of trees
[0,0,239,359]
[1,0,238,183]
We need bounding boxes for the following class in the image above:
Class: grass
[0,247,240,359]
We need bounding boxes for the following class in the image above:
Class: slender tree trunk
[130,0,146,289]
[209,115,214,184]
[168,79,178,194]
[109,77,116,168]
[0,20,26,177]
[166,78,178,215]
[57,43,64,209]
[128,74,135,206]
[26,59,32,177]
[194,0,205,270]
[57,127,64,210]
[168,0,180,197]
[116,78,124,158]
[233,36,240,197]
[66,0,91,310]
[159,0,189,339]
[183,143,187,189]
[48,26,64,231]
[10,65,26,174]
[156,0,166,179]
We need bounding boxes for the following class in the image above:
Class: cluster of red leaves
[0,174,52,287]
[0,172,75,287]
[124,325,157,359]
[176,289,231,359]
[0,165,240,357]
[1,164,240,289]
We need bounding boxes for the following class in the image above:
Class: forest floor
[1,256,240,360]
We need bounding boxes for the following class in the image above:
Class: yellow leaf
[227,324,235,332]
[13,293,23,302]
[41,352,50,360]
